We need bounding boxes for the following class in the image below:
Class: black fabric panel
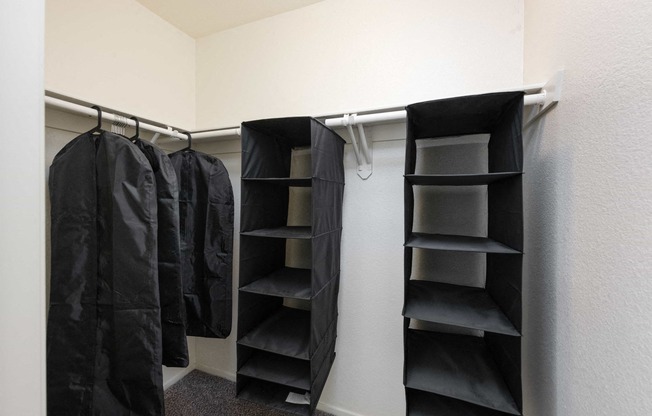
[243,177,312,186]
[405,92,524,140]
[487,254,523,333]
[241,125,294,178]
[238,306,310,359]
[310,118,345,182]
[488,94,523,173]
[311,231,341,293]
[237,378,310,415]
[405,172,521,186]
[240,180,289,232]
[488,176,523,252]
[405,182,415,239]
[236,292,282,349]
[238,349,311,390]
[169,150,234,339]
[241,226,312,239]
[405,330,520,415]
[406,233,521,254]
[239,267,312,299]
[309,317,338,382]
[310,277,339,355]
[309,337,337,413]
[485,332,523,413]
[312,179,343,236]
[407,388,516,416]
[48,131,163,416]
[238,236,286,288]
[135,138,188,367]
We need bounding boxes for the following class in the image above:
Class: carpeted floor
[164,370,332,416]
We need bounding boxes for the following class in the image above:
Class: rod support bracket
[343,114,373,179]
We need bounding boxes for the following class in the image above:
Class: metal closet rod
[45,91,546,142]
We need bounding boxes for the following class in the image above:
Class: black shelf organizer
[237,117,345,415]
[403,92,525,415]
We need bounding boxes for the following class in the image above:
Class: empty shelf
[407,388,515,416]
[238,378,310,416]
[238,350,311,390]
[243,177,312,187]
[405,233,520,254]
[404,280,520,336]
[240,267,312,300]
[405,172,521,186]
[406,330,520,415]
[242,226,312,239]
[238,307,310,359]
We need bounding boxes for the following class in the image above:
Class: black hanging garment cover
[169,149,234,338]
[47,131,164,416]
[134,138,189,367]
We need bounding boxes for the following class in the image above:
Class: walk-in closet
[2,0,652,416]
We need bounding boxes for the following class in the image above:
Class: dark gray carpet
[164,370,332,416]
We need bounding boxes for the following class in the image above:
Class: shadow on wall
[522,105,574,416]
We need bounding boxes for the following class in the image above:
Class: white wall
[45,0,196,128]
[195,0,524,129]
[0,1,46,415]
[523,1,652,415]
[192,1,525,414]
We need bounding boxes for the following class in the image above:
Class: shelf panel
[240,267,312,300]
[242,226,312,240]
[407,388,514,416]
[405,172,521,186]
[243,177,312,187]
[405,233,520,254]
[238,378,310,416]
[404,280,520,336]
[405,330,521,415]
[238,306,310,359]
[239,350,311,390]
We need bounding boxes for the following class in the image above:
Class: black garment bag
[133,137,189,367]
[169,148,234,338]
[47,130,164,416]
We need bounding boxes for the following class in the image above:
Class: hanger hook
[91,105,102,131]
[130,116,140,140]
[183,131,192,150]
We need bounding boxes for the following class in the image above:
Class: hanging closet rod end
[524,70,564,129]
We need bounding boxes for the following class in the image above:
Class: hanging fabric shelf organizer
[236,117,345,415]
[403,91,524,416]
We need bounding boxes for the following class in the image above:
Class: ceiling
[136,0,325,38]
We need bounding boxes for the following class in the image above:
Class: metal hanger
[182,131,192,150]
[129,116,140,141]
[90,105,103,134]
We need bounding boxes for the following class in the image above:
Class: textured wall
[195,0,524,129]
[523,0,652,415]
[45,0,196,128]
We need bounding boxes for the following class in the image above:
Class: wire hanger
[129,116,140,141]
[89,105,103,134]
[182,131,192,150]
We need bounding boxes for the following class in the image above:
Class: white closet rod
[323,92,546,128]
[45,91,547,142]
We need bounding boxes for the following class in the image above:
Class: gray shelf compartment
[405,233,521,254]
[405,329,521,415]
[239,267,312,300]
[405,172,521,186]
[403,280,520,336]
